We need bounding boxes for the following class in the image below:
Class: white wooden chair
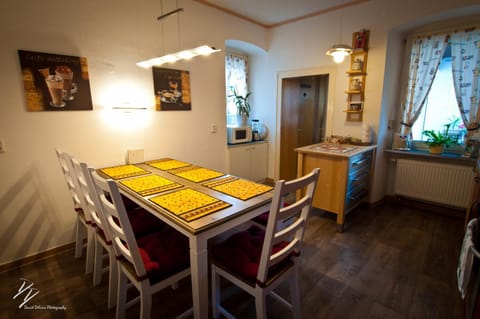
[89,169,191,319]
[55,149,94,274]
[211,168,320,319]
[72,160,118,309]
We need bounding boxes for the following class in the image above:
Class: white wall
[0,0,267,265]
[1,0,480,265]
[248,0,480,203]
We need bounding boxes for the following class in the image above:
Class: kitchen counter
[295,143,377,158]
[296,143,377,231]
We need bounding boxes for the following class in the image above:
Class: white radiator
[394,159,475,209]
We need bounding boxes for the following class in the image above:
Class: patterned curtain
[225,53,248,125]
[451,29,480,138]
[400,34,448,135]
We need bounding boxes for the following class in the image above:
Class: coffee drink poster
[18,50,93,111]
[152,67,191,111]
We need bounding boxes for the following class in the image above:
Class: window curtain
[225,53,248,125]
[451,29,480,138]
[400,34,448,136]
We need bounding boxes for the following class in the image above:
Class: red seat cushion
[121,194,140,211]
[251,202,290,226]
[137,226,190,282]
[251,212,269,226]
[127,208,166,237]
[211,225,293,287]
[109,208,166,238]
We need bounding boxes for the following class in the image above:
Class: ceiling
[192,0,370,28]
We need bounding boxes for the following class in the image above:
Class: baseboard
[0,242,75,273]
[383,195,466,219]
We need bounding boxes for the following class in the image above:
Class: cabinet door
[249,143,268,182]
[228,146,251,179]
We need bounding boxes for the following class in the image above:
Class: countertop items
[296,143,377,158]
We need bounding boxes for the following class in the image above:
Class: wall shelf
[345,30,369,122]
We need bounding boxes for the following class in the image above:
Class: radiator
[394,159,475,209]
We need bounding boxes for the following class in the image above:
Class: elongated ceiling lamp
[136,2,220,68]
[325,7,352,63]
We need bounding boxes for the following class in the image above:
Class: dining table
[97,158,274,319]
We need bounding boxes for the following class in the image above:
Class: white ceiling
[193,0,368,27]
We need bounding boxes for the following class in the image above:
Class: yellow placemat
[99,164,150,180]
[149,188,231,222]
[169,166,224,183]
[120,174,182,196]
[145,158,191,171]
[203,176,273,201]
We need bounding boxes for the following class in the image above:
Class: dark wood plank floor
[0,203,466,318]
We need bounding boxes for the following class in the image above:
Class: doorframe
[274,66,337,181]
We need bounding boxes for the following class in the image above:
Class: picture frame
[348,102,363,111]
[352,30,369,50]
[152,67,191,111]
[17,50,93,111]
[349,76,363,92]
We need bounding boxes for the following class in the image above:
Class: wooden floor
[0,203,466,318]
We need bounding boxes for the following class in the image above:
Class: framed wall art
[152,67,191,111]
[18,50,93,111]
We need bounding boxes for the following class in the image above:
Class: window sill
[384,148,476,167]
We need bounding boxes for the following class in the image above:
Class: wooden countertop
[295,143,377,158]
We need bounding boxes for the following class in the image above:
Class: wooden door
[280,75,328,181]
[280,78,300,181]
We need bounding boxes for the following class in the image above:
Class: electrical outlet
[126,149,144,164]
[0,138,6,153]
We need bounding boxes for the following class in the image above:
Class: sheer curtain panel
[225,53,248,125]
[400,34,448,136]
[451,28,480,137]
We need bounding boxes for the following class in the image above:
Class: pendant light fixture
[136,0,220,68]
[326,7,352,63]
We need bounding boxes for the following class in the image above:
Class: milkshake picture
[55,65,75,101]
[45,74,65,107]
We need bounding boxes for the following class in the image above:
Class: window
[225,52,248,126]
[411,47,466,144]
[400,27,480,148]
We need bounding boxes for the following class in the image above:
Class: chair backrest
[55,149,85,214]
[257,168,320,285]
[89,169,147,278]
[79,163,110,235]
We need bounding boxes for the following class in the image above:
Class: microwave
[227,126,252,144]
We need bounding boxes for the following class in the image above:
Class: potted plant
[422,121,458,154]
[229,88,251,126]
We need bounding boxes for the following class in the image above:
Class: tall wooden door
[280,75,328,181]
[280,78,301,181]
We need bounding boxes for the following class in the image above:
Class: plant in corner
[422,120,458,154]
[229,87,251,126]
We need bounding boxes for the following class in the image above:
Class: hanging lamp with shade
[136,0,220,68]
[325,7,352,63]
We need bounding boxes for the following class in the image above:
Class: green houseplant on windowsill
[229,88,251,126]
[422,121,458,154]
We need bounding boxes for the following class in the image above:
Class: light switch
[126,149,144,164]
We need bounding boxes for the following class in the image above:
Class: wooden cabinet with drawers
[296,143,376,232]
